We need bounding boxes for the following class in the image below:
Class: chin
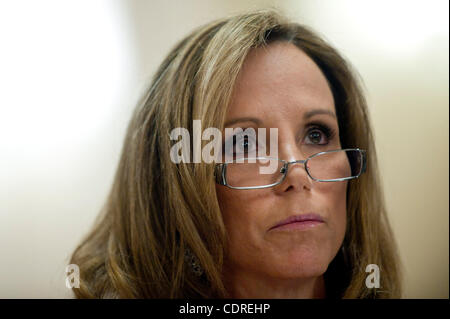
[269,250,332,279]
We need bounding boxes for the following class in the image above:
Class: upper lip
[269,213,325,230]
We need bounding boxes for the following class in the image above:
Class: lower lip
[270,220,324,231]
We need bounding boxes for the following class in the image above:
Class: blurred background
[0,0,448,298]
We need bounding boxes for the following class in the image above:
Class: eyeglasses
[214,148,366,190]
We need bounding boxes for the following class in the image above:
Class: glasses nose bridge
[283,158,308,174]
[287,159,307,167]
[278,158,312,186]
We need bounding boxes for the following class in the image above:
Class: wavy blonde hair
[70,9,402,298]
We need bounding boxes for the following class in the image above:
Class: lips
[269,213,325,231]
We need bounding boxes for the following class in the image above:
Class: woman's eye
[235,136,256,154]
[223,135,257,157]
[305,127,332,145]
[307,130,325,144]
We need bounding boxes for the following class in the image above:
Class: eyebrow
[224,117,262,127]
[304,109,337,120]
[223,109,336,127]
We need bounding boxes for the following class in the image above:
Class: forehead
[227,41,335,123]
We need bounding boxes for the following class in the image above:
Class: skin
[215,42,348,298]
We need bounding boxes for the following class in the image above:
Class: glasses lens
[225,158,284,188]
[307,149,363,181]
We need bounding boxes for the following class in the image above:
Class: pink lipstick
[269,213,324,231]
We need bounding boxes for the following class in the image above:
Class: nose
[275,146,313,193]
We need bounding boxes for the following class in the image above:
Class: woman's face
[215,42,347,284]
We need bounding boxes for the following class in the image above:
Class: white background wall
[0,0,447,298]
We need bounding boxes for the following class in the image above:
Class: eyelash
[304,122,336,145]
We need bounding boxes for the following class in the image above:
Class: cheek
[215,185,264,232]
[315,181,347,241]
[334,182,347,223]
[215,185,269,256]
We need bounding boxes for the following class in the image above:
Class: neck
[223,269,327,299]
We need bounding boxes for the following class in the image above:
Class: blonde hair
[70,9,402,298]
